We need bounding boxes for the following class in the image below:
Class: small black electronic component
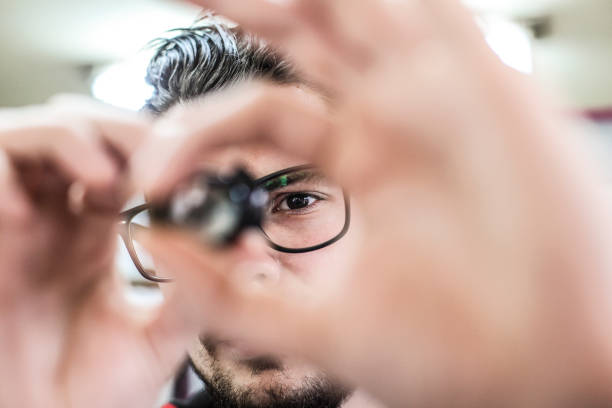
[149,168,269,246]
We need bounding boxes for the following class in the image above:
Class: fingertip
[136,226,207,263]
[235,230,269,257]
[51,135,119,190]
[81,158,118,190]
[131,139,177,203]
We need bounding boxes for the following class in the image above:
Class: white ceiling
[0,0,200,61]
[464,0,568,16]
[0,0,611,109]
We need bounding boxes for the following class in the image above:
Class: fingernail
[68,181,86,215]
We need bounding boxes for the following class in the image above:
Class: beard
[191,335,352,408]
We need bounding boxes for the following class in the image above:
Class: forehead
[182,84,321,179]
[197,143,308,179]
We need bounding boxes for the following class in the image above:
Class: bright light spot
[480,17,534,74]
[92,53,154,111]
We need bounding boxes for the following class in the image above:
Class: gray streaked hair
[144,14,298,114]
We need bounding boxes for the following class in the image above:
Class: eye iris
[286,194,311,210]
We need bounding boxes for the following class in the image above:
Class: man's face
[158,88,361,408]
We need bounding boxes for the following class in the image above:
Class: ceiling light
[91,53,154,111]
[480,16,534,74]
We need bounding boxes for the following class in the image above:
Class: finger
[188,0,391,56]
[423,0,490,52]
[47,95,152,205]
[290,0,400,61]
[135,83,331,201]
[139,226,324,363]
[187,0,298,40]
[137,227,241,369]
[0,111,117,189]
[137,226,235,281]
[185,0,351,89]
[0,149,31,222]
[187,0,443,96]
[48,94,151,157]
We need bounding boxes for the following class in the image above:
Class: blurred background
[1,0,611,288]
[1,0,611,110]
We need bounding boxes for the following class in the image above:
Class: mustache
[241,355,284,374]
[200,335,284,374]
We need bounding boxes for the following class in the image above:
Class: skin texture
[0,96,178,408]
[134,0,612,407]
[3,1,612,408]
[155,141,367,407]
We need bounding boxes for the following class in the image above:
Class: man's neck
[342,390,386,408]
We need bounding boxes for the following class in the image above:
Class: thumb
[138,227,331,367]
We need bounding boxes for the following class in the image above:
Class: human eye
[271,192,325,214]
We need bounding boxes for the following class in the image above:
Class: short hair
[144,15,298,114]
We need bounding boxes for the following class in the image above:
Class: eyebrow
[261,169,325,191]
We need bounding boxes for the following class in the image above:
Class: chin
[190,336,352,408]
[216,343,321,389]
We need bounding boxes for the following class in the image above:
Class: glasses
[118,165,351,282]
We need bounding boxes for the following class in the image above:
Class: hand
[0,96,192,408]
[136,1,612,407]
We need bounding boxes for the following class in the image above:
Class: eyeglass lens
[127,167,347,280]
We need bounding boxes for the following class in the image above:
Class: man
[136,1,612,406]
[140,16,381,408]
[2,1,612,407]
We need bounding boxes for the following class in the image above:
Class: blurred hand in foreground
[0,97,192,408]
[133,0,612,406]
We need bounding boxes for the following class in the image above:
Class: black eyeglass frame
[118,165,351,283]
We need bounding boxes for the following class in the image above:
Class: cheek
[278,208,364,284]
[280,250,337,282]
